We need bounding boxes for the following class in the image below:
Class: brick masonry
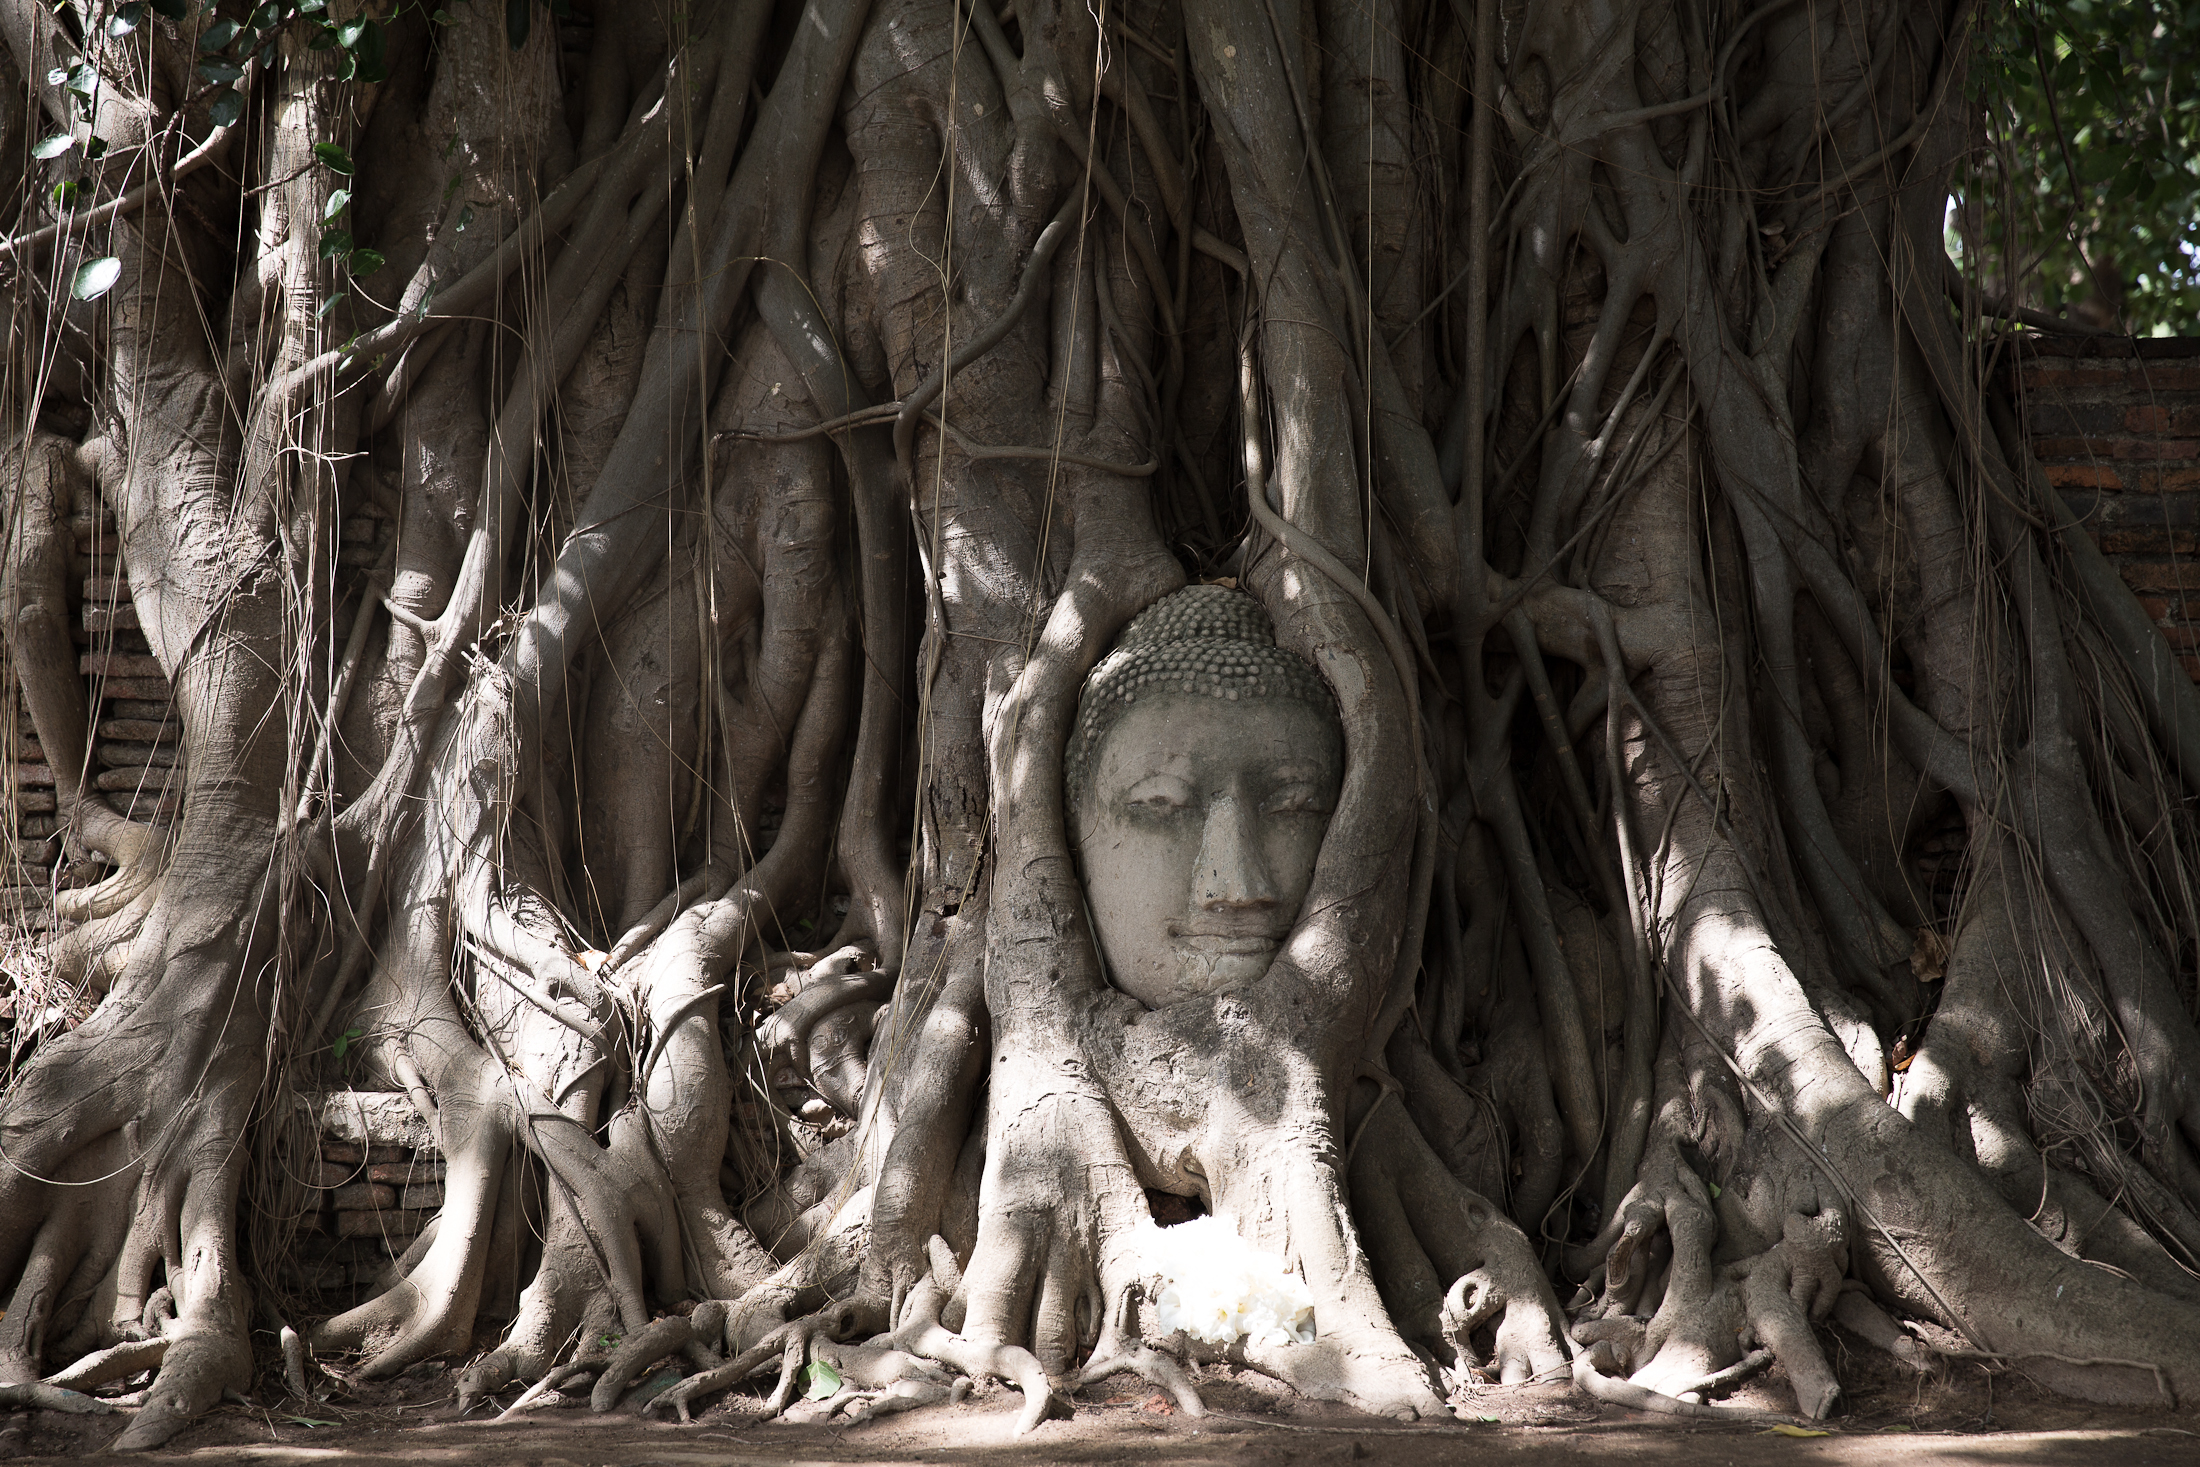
[2,501,388,923]
[2012,337,2200,679]
[283,1091,447,1296]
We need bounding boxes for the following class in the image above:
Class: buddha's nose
[1195,795,1278,909]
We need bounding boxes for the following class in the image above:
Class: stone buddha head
[1067,586,1345,1008]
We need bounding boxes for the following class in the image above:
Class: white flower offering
[1134,1214,1316,1347]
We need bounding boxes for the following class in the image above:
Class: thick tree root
[1078,1341,1206,1416]
[0,1384,114,1414]
[40,1338,167,1393]
[1570,1349,1797,1424]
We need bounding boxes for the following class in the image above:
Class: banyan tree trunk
[3,0,2199,1447]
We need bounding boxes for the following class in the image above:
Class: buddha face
[1075,691,1344,1008]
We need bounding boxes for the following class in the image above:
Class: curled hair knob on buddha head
[1066,585,1336,821]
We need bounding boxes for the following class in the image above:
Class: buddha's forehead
[1091,693,1341,783]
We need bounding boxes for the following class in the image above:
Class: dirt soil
[6,1329,2200,1466]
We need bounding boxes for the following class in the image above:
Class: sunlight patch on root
[109,1321,253,1452]
[884,1267,1063,1434]
[494,1356,609,1419]
[1433,1271,1569,1392]
[1570,1344,1797,1423]
[39,1337,167,1392]
[51,825,172,924]
[643,1314,835,1421]
[778,1374,963,1425]
[646,1254,1060,1432]
[1073,1278,1205,1416]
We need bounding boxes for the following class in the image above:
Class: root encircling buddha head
[1066,585,1344,1008]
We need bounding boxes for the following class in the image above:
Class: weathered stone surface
[306,1091,441,1156]
[370,1159,444,1184]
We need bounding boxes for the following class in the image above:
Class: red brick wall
[2014,338,2200,679]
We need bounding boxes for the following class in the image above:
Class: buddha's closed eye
[1123,776,1195,813]
[1262,782,1329,815]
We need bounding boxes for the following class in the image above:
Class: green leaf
[85,135,106,160]
[323,188,350,222]
[336,19,367,45]
[199,16,238,48]
[64,62,98,97]
[198,58,243,84]
[351,20,387,83]
[71,256,121,301]
[52,178,83,207]
[317,291,346,319]
[505,0,529,50]
[317,228,353,260]
[249,1,281,31]
[800,1360,842,1400]
[207,85,242,126]
[32,132,75,159]
[454,204,474,232]
[149,0,191,18]
[109,3,145,36]
[311,141,353,174]
[348,247,385,276]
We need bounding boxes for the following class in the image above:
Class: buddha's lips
[1172,934,1278,955]
[1168,913,1291,943]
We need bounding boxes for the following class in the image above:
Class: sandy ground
[6,1337,2199,1467]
